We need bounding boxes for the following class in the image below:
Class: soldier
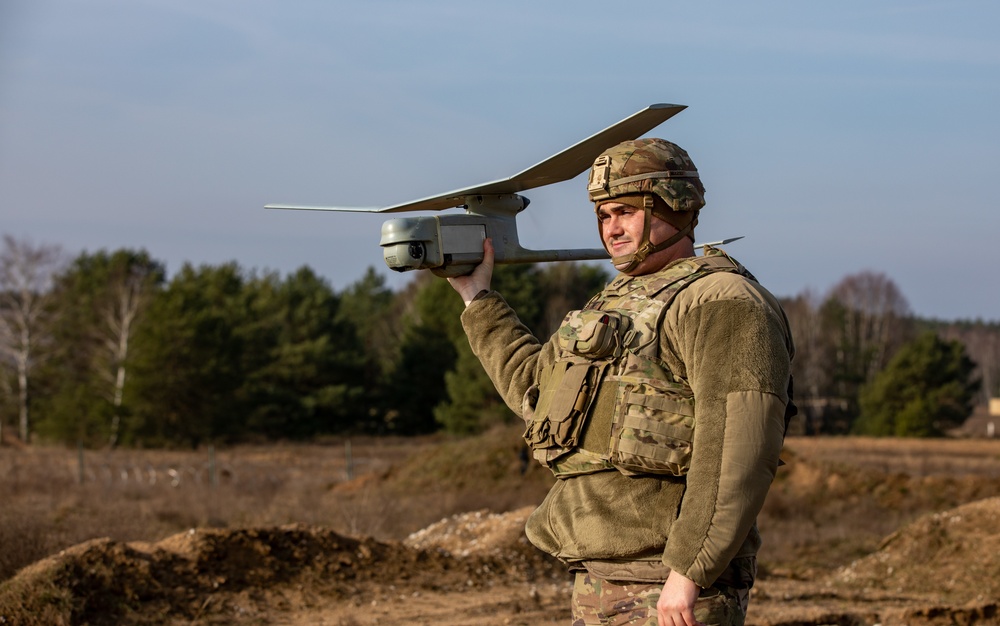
[448,138,794,626]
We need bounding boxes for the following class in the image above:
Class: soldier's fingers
[483,237,495,265]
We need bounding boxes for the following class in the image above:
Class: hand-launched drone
[267,103,715,277]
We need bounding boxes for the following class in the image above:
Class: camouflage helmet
[587,138,705,213]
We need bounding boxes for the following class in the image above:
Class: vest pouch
[556,310,626,359]
[610,353,695,477]
[523,361,596,455]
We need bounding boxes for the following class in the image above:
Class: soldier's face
[597,203,678,274]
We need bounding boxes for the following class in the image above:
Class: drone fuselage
[378,193,610,277]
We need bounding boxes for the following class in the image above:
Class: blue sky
[1,0,998,320]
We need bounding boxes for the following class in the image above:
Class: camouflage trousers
[570,572,749,626]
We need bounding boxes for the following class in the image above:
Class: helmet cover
[587,138,705,213]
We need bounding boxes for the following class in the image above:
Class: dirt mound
[404,506,534,557]
[0,526,426,625]
[833,496,1000,605]
[0,509,563,626]
[402,507,562,579]
[746,495,1000,626]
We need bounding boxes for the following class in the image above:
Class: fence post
[345,439,354,481]
[209,445,218,487]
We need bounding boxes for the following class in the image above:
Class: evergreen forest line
[0,236,995,448]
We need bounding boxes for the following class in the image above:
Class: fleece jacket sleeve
[459,291,558,418]
[660,280,793,588]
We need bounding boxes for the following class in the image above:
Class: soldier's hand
[657,570,704,626]
[448,238,495,307]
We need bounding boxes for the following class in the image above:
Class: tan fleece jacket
[459,255,793,588]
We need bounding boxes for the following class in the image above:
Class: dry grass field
[1,428,999,625]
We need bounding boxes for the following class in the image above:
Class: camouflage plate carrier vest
[523,249,751,478]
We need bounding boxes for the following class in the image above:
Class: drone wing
[265,103,686,215]
[502,103,686,190]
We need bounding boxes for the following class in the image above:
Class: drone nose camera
[380,239,425,272]
[405,242,425,266]
[379,216,435,272]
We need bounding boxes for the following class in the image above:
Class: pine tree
[856,331,980,437]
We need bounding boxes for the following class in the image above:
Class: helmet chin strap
[610,196,697,273]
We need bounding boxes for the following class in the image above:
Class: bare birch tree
[979,329,1000,401]
[0,235,64,444]
[815,271,914,432]
[829,270,912,382]
[0,355,13,444]
[939,322,1000,405]
[100,261,157,447]
[781,290,830,433]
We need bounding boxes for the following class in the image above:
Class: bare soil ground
[2,432,1000,625]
